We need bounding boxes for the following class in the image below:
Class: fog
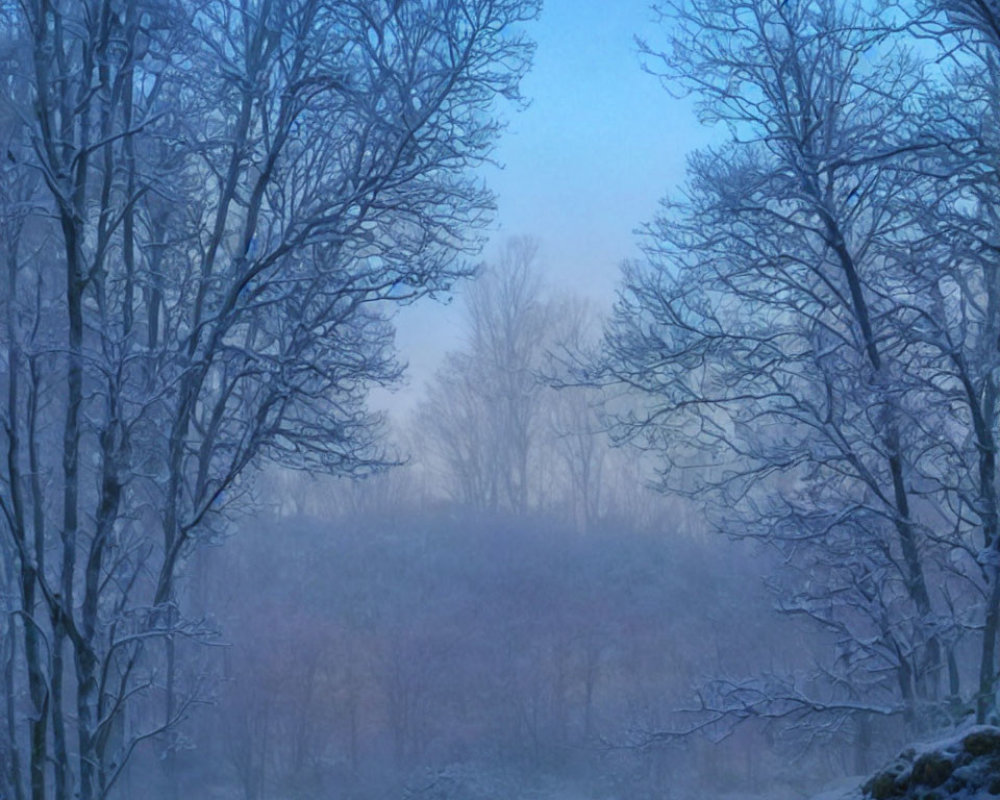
[3,1,1000,800]
[145,482,842,799]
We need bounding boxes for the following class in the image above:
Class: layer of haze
[380,0,702,415]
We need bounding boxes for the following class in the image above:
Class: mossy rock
[863,765,908,799]
[911,752,953,788]
[944,769,968,792]
[963,729,1000,757]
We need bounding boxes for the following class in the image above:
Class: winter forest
[5,0,1000,799]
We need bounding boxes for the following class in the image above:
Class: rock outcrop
[830,726,1000,800]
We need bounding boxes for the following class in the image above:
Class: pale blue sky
[382,0,707,412]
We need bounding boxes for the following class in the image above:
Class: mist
[3,2,1000,800]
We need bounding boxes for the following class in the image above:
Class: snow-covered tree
[0,1,538,798]
[597,0,1000,739]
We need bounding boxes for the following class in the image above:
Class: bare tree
[543,296,609,531]
[417,238,617,527]
[596,0,983,738]
[0,1,539,798]
[418,237,550,513]
[896,0,1000,726]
